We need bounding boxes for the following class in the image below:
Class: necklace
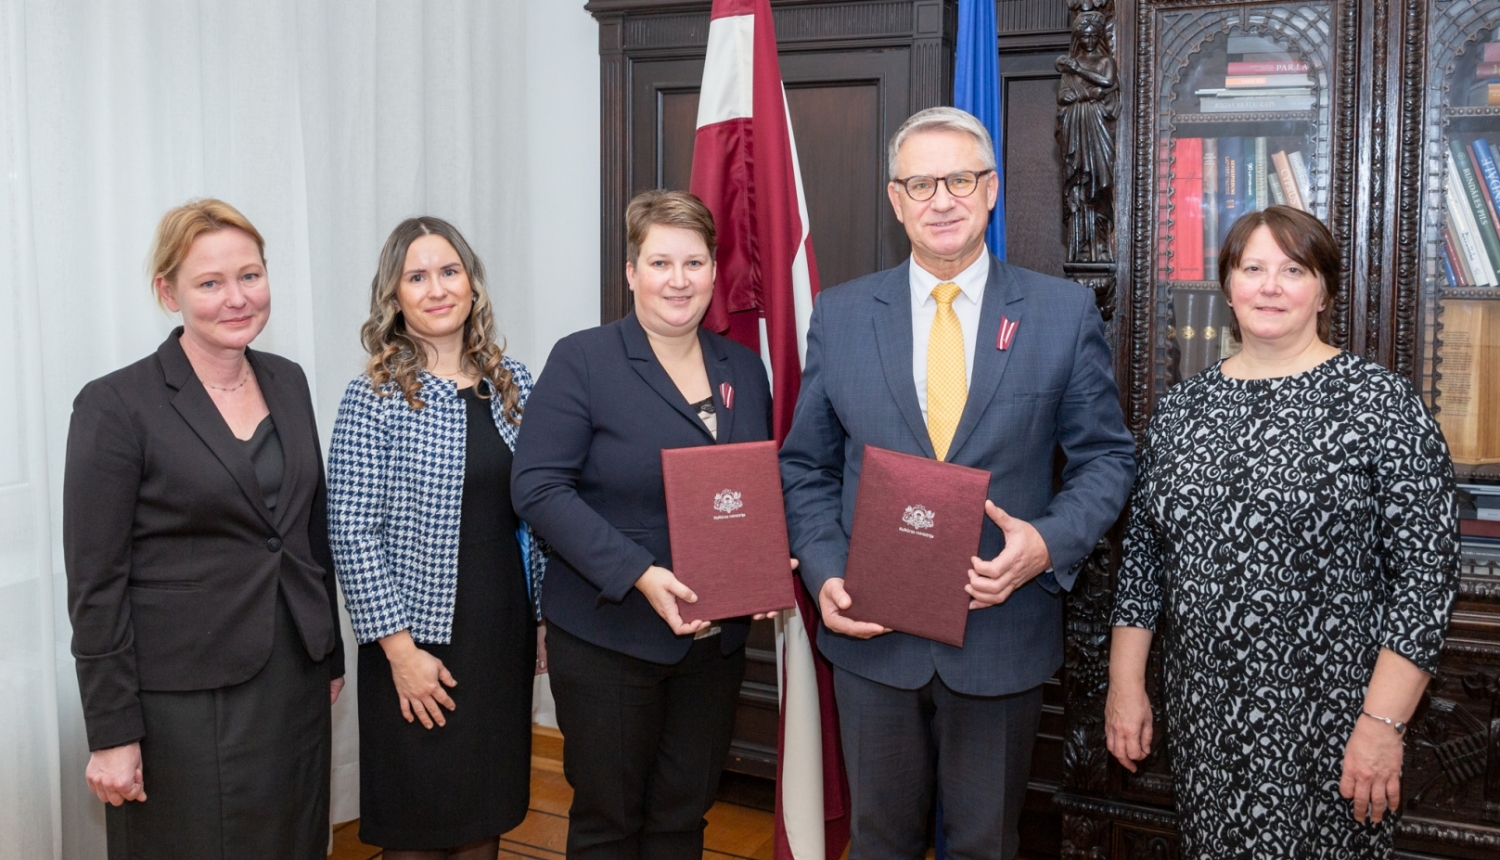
[204,362,252,392]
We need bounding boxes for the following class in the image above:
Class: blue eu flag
[954,0,1006,261]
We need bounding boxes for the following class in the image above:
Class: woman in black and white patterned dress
[1105,205,1460,859]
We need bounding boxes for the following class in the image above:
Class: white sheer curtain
[0,2,599,857]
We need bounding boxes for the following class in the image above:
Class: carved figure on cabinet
[1057,11,1119,264]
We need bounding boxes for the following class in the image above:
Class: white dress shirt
[910,253,989,419]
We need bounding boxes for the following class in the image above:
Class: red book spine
[1478,62,1500,79]
[1174,138,1204,280]
[1462,517,1500,539]
[1226,60,1310,74]
[1485,43,1500,64]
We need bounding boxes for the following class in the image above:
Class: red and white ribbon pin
[720,382,735,409]
[996,316,1020,351]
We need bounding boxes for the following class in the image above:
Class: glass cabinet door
[1418,1,1500,564]
[1146,3,1336,400]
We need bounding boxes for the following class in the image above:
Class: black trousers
[833,666,1044,860]
[546,624,746,860]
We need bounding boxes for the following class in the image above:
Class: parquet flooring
[330,726,779,860]
[330,725,1044,860]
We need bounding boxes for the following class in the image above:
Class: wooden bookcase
[1058,1,1500,857]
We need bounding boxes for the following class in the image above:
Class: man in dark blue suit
[780,107,1135,859]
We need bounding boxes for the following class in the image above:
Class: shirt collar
[909,252,989,306]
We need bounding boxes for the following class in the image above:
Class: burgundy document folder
[662,441,794,623]
[842,445,991,647]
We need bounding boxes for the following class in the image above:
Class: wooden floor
[330,725,1042,859]
[330,726,782,860]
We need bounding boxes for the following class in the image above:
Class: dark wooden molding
[586,0,957,322]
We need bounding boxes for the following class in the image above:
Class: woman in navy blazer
[512,190,772,860]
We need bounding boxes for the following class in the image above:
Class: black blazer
[64,330,344,751]
[512,313,773,664]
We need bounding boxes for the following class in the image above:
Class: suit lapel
[620,313,716,441]
[946,256,1024,461]
[160,333,276,528]
[701,329,736,444]
[872,262,936,459]
[250,349,305,529]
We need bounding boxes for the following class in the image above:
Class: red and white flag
[689,2,848,858]
[691,0,817,440]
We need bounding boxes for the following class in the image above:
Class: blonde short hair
[148,199,265,307]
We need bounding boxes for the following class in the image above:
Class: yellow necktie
[927,282,967,461]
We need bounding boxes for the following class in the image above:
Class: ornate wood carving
[1057,2,1119,265]
[586,0,957,322]
[1062,539,1113,796]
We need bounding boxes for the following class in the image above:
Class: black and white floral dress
[1113,352,1460,859]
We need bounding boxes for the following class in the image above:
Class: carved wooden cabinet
[1059,1,1500,857]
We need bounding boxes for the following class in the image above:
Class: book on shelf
[1471,82,1500,107]
[1219,137,1244,240]
[1227,35,1291,55]
[1478,62,1500,79]
[1468,140,1500,253]
[1203,139,1219,279]
[1485,42,1500,63]
[1435,299,1500,465]
[1473,139,1500,229]
[1444,214,1473,287]
[1171,138,1205,280]
[1287,151,1314,208]
[1450,139,1500,274]
[1198,94,1316,113]
[1446,155,1499,287]
[1253,138,1270,212]
[1224,74,1313,89]
[1267,165,1289,206]
[1172,287,1232,381]
[1227,60,1309,75]
[1271,150,1307,211]
[1243,143,1259,214]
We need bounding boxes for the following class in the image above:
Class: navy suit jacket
[512,312,774,664]
[780,257,1135,696]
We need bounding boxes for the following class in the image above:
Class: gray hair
[886,106,997,180]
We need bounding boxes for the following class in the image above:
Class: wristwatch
[1361,710,1407,736]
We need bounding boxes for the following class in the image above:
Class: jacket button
[267,537,282,552]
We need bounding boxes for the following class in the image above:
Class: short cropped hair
[1217,205,1341,342]
[148,199,265,306]
[886,106,997,180]
[625,189,717,263]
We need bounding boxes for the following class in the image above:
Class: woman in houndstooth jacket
[328,216,546,860]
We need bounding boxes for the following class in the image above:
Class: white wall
[0,2,601,857]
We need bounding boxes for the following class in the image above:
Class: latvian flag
[690,0,817,441]
[688,2,848,859]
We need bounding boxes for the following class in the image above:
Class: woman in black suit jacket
[64,199,344,859]
[512,190,773,859]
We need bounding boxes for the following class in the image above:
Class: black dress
[357,387,536,849]
[1113,353,1460,859]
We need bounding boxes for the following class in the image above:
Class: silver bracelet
[1360,710,1407,736]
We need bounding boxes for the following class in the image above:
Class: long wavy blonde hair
[360,217,520,420]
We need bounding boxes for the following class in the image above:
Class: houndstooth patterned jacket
[327,356,546,644]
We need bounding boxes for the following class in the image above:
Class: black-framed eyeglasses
[890,169,994,202]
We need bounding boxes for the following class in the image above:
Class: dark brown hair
[360,217,519,419]
[1217,205,1340,342]
[625,190,717,264]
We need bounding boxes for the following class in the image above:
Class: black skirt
[106,590,331,860]
[356,386,536,850]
